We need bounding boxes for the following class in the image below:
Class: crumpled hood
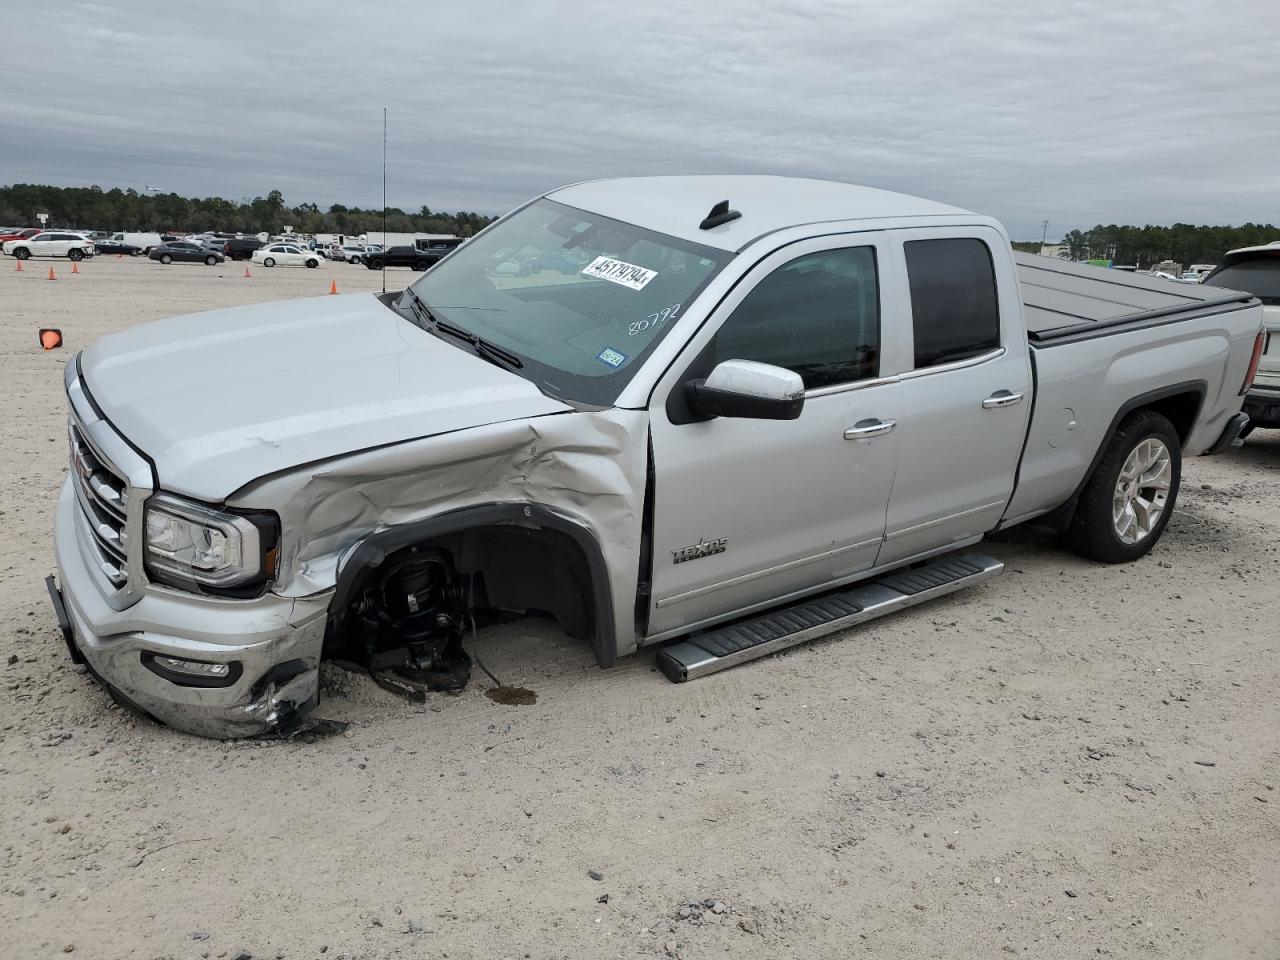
[80,293,572,501]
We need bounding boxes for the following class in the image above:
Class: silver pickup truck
[47,176,1265,738]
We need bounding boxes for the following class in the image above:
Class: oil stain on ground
[485,686,538,706]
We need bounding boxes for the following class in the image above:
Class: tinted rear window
[905,238,1001,368]
[1204,257,1280,305]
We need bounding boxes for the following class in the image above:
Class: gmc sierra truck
[47,176,1264,739]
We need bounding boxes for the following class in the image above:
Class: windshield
[1203,256,1280,306]
[403,199,731,404]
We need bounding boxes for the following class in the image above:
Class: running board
[655,553,1003,683]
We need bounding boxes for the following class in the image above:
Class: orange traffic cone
[14,259,22,272]
[71,260,79,274]
[47,267,57,281]
[243,265,252,278]
[40,328,63,350]
[329,279,338,295]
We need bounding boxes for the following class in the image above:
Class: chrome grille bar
[68,419,131,588]
[65,360,153,611]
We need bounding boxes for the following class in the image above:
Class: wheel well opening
[1137,390,1201,444]
[324,523,598,674]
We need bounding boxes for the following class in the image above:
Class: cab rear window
[1204,257,1280,305]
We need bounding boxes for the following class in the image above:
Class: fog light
[142,652,242,687]
[159,657,229,678]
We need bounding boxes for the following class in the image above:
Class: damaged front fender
[231,408,651,661]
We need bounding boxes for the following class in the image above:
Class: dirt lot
[1,255,1277,959]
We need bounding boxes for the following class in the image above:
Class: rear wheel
[13,247,30,260]
[232,251,245,261]
[305,259,318,268]
[68,248,84,262]
[413,259,429,271]
[160,254,172,264]
[263,257,276,267]
[1065,410,1181,563]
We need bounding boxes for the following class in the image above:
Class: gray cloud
[2,0,1277,237]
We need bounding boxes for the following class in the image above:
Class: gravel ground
[1,255,1277,959]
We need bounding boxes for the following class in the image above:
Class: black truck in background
[364,237,463,271]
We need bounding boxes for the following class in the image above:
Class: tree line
[0,183,496,237]
[1059,223,1278,267]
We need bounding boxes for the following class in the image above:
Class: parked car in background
[252,243,321,268]
[414,237,464,256]
[149,241,225,265]
[1203,242,1280,436]
[3,231,95,260]
[94,239,143,256]
[329,244,369,263]
[222,237,263,261]
[104,232,165,254]
[362,245,436,270]
[0,227,42,245]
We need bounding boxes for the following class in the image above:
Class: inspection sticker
[597,347,629,368]
[582,256,657,291]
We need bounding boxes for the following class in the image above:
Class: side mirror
[685,359,805,421]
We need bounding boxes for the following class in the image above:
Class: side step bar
[655,553,1003,683]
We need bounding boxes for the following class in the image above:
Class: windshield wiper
[473,338,524,370]
[402,287,436,328]
[413,302,526,371]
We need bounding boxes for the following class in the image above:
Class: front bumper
[52,477,332,738]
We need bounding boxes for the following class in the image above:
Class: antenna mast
[382,106,387,295]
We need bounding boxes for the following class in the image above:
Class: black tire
[263,257,275,267]
[367,257,384,270]
[129,249,140,256]
[305,259,318,269]
[205,255,218,266]
[413,260,429,271]
[68,248,84,262]
[350,255,362,265]
[232,251,245,261]
[1064,410,1182,564]
[1238,423,1256,440]
[13,247,30,260]
[160,254,172,264]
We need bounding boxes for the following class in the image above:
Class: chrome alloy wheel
[1112,438,1172,544]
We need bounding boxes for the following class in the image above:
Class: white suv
[3,231,96,261]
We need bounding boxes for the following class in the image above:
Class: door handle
[982,390,1024,409]
[844,418,896,440]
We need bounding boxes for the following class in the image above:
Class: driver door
[646,234,904,640]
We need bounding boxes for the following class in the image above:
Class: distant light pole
[1041,219,1050,245]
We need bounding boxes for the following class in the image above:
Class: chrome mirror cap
[703,359,804,401]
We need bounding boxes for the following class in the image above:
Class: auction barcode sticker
[581,256,657,291]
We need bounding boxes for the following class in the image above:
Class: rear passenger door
[877,228,1033,566]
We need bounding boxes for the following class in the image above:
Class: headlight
[144,494,277,591]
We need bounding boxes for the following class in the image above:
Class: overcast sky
[3,1,1277,238]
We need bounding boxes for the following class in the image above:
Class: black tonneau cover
[1016,253,1255,345]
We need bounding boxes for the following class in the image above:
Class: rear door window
[1204,257,1280,305]
[905,238,1001,368]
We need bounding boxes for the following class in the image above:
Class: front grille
[68,418,130,587]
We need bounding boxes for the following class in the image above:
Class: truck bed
[1016,253,1256,345]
